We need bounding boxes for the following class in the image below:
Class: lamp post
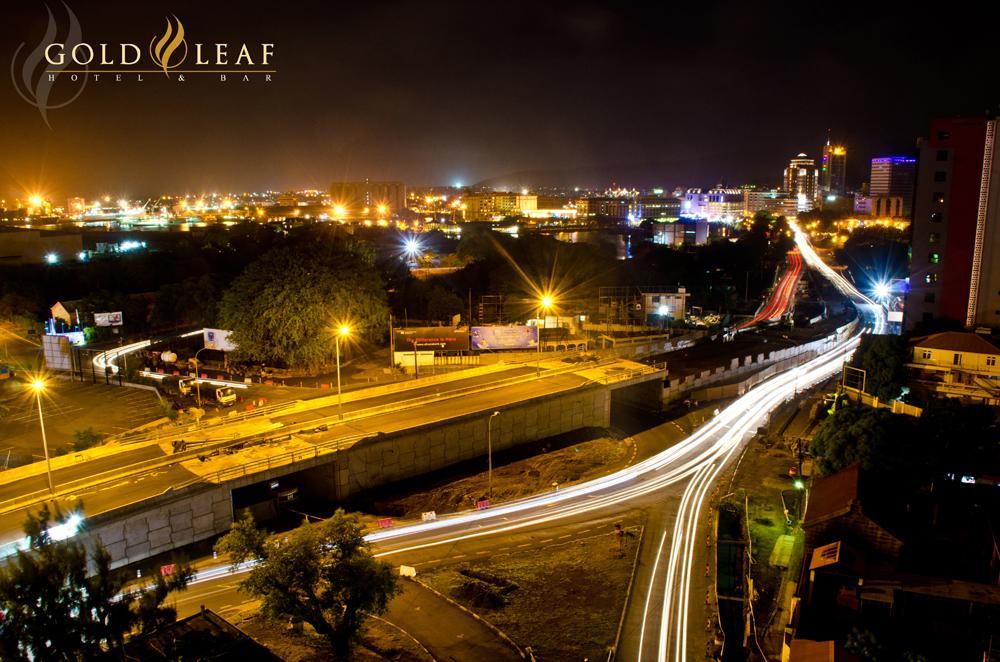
[192,346,211,409]
[487,411,500,499]
[536,294,554,377]
[31,379,55,495]
[336,325,351,418]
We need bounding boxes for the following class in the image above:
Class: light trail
[184,334,861,596]
[735,250,803,331]
[149,239,881,659]
[789,219,886,333]
[647,224,888,661]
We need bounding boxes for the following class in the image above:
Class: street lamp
[536,293,554,377]
[336,325,351,417]
[487,411,500,500]
[30,379,55,495]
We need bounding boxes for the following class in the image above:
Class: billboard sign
[94,311,123,327]
[203,328,238,352]
[393,326,469,351]
[471,325,538,350]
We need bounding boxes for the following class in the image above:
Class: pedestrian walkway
[383,579,522,662]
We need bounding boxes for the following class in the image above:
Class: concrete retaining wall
[300,383,612,500]
[81,485,233,570]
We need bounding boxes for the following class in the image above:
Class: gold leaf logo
[149,15,187,77]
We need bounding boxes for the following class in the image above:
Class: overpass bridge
[0,357,663,567]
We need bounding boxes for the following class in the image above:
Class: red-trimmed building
[905,116,1000,330]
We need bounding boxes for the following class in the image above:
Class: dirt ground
[233,609,431,661]
[721,395,821,660]
[420,525,641,661]
[372,433,634,519]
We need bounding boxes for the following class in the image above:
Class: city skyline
[2,1,998,200]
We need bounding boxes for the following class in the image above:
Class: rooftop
[911,331,1000,355]
[804,463,860,525]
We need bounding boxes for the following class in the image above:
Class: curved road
[163,231,886,660]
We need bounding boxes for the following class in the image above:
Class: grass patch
[421,525,640,660]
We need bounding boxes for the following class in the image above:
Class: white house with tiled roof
[907,331,1000,404]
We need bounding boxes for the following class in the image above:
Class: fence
[666,318,859,404]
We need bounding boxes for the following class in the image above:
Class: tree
[853,334,909,400]
[218,243,389,369]
[0,505,191,660]
[809,404,915,476]
[215,510,399,657]
[425,284,464,321]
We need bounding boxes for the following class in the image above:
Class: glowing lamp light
[403,237,422,258]
[873,282,891,300]
[44,252,59,265]
[540,294,554,310]
[338,325,351,338]
[31,378,45,392]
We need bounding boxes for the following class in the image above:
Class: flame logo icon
[149,15,187,77]
[10,1,87,128]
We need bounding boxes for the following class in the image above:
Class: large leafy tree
[215,510,399,657]
[810,404,915,476]
[218,242,389,368]
[0,505,191,660]
[853,334,909,401]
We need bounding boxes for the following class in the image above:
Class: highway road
[164,331,860,659]
[0,364,619,551]
[735,250,804,331]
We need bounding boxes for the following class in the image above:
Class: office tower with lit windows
[870,156,917,217]
[820,141,847,199]
[783,154,817,212]
[905,116,1000,330]
[329,180,406,215]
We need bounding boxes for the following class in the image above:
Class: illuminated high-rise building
[869,156,917,217]
[905,116,1000,330]
[820,139,847,199]
[783,154,817,212]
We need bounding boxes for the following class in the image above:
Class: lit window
[930,211,943,223]
[924,273,939,284]
[987,356,997,367]
[928,233,940,244]
[933,193,946,204]
[921,349,932,359]
[928,252,940,264]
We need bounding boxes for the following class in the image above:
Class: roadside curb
[608,524,645,661]
[368,614,437,662]
[405,576,535,661]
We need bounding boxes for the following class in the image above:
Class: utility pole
[488,411,500,499]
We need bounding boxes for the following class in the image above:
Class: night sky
[1,1,997,200]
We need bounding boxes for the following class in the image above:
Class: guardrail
[175,432,370,489]
[110,399,299,446]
